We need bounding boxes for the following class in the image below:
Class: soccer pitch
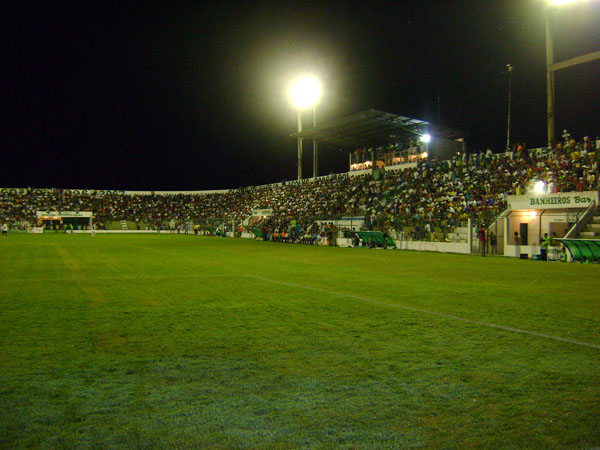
[1,234,598,449]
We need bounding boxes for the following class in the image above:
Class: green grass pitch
[1,234,598,449]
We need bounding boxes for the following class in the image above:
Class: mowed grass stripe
[0,274,235,283]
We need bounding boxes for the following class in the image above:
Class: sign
[252,208,273,217]
[2,188,126,196]
[507,192,599,210]
[1,187,226,196]
[36,211,93,218]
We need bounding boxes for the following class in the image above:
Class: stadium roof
[291,109,465,148]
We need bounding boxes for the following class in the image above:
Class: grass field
[0,234,599,449]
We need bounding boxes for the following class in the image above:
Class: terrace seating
[1,135,598,240]
[579,216,600,238]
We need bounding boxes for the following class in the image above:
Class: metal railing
[565,200,597,239]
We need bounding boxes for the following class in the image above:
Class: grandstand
[1,116,599,260]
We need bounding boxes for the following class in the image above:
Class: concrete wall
[506,210,576,247]
[503,244,561,260]
[395,240,471,254]
[336,237,470,254]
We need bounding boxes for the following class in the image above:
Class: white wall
[395,240,471,254]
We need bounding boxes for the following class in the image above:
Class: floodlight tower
[505,64,513,151]
[420,133,431,157]
[544,0,600,148]
[290,76,321,180]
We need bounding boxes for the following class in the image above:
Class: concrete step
[580,231,599,237]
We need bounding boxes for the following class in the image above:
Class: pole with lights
[312,105,318,178]
[505,64,513,151]
[420,133,431,157]
[290,76,321,180]
[544,0,600,148]
[545,5,556,148]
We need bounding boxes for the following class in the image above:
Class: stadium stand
[1,135,599,244]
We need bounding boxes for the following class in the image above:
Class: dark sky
[3,1,599,190]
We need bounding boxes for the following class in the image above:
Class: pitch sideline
[245,274,600,350]
[3,270,597,350]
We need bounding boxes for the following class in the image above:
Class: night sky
[3,1,599,191]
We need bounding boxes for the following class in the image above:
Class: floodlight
[529,211,537,218]
[548,0,580,5]
[290,76,321,109]
[534,180,546,194]
[421,134,431,143]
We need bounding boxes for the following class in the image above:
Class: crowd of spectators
[1,133,598,240]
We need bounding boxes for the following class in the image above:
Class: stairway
[580,216,600,238]
[120,220,128,230]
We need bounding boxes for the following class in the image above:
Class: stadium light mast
[420,133,431,157]
[505,64,514,151]
[544,0,600,148]
[290,76,321,180]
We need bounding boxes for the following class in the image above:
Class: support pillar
[468,218,473,254]
[504,216,510,257]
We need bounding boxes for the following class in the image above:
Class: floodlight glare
[421,134,431,143]
[290,76,321,109]
[548,0,580,5]
[534,180,546,194]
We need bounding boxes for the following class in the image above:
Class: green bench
[356,231,396,248]
[556,238,600,262]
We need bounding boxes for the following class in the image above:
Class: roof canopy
[291,109,464,148]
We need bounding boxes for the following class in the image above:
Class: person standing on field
[540,233,550,261]
[489,231,497,255]
[1,222,7,237]
[478,225,486,257]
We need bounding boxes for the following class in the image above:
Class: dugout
[500,191,599,259]
[36,210,94,231]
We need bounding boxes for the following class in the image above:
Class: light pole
[296,109,303,180]
[290,76,321,180]
[544,0,600,148]
[506,64,514,151]
[312,105,318,178]
[545,8,556,148]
